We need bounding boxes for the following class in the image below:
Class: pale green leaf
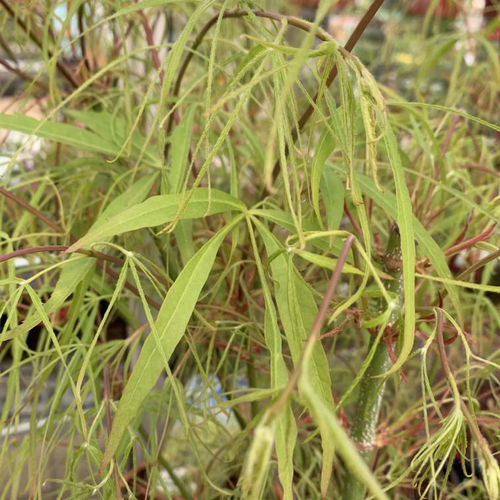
[0,114,120,156]
[388,101,500,132]
[168,106,198,265]
[68,188,246,252]
[296,249,392,280]
[95,174,158,229]
[100,215,243,470]
[169,106,197,194]
[65,110,160,162]
[320,168,345,233]
[247,218,296,499]
[326,165,462,323]
[311,123,336,226]
[2,257,95,341]
[253,217,335,496]
[300,376,389,500]
[380,122,416,376]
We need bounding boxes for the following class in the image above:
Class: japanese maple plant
[0,0,498,499]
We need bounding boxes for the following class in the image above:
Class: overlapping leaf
[100,215,243,470]
[68,188,245,252]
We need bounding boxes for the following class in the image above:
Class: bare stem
[343,225,402,500]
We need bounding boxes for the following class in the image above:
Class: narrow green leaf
[247,218,296,499]
[251,209,347,257]
[0,114,120,156]
[173,219,196,266]
[404,170,500,225]
[417,273,500,293]
[296,249,392,280]
[253,217,335,496]
[380,122,415,375]
[241,424,275,499]
[100,215,243,471]
[320,168,345,232]
[477,35,500,84]
[169,106,196,194]
[326,165,462,323]
[95,174,158,228]
[68,188,246,252]
[388,101,500,132]
[251,209,320,235]
[300,378,390,500]
[311,123,336,226]
[168,106,197,265]
[416,36,459,86]
[2,258,94,341]
[65,110,160,162]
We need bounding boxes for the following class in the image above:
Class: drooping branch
[165,0,386,185]
[0,0,80,90]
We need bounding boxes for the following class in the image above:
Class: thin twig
[0,187,163,311]
[0,244,119,266]
[435,308,489,452]
[0,187,62,233]
[78,3,92,74]
[138,9,165,82]
[440,115,460,157]
[0,0,80,90]
[103,363,123,499]
[444,224,496,258]
[457,164,500,178]
[437,248,500,304]
[0,58,49,92]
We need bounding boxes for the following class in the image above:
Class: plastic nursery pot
[406,0,458,18]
